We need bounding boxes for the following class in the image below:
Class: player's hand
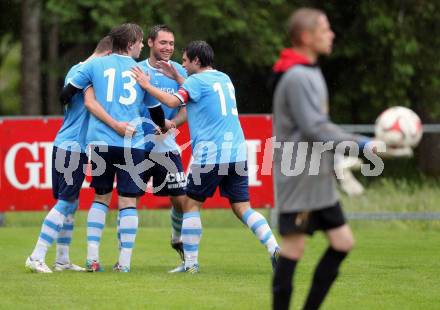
[154,119,176,135]
[157,61,179,80]
[114,121,136,137]
[337,168,365,196]
[368,138,414,158]
[131,66,151,89]
[381,145,413,158]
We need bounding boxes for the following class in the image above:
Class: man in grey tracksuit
[271,8,372,310]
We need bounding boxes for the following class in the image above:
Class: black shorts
[278,202,346,236]
[52,146,87,201]
[186,161,249,203]
[143,151,186,197]
[89,145,147,197]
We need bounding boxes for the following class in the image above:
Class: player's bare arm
[157,60,186,85]
[131,66,181,108]
[84,87,135,137]
[171,106,187,128]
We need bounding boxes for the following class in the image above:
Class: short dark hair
[94,36,113,54]
[288,8,325,46]
[109,23,143,53]
[183,40,214,67]
[148,24,174,41]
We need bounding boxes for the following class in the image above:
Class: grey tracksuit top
[272,64,365,213]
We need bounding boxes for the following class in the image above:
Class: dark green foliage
[2,0,440,121]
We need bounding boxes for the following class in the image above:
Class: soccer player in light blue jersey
[26,37,113,273]
[136,25,189,265]
[61,23,167,273]
[132,40,280,273]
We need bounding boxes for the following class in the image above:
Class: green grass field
[1,176,440,309]
[1,210,440,309]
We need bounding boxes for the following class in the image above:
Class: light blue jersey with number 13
[70,54,158,149]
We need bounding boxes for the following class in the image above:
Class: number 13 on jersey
[213,82,238,116]
[104,68,137,105]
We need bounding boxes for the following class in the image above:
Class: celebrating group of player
[25,23,280,274]
[23,7,418,310]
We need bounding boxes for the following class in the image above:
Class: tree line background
[1,0,440,173]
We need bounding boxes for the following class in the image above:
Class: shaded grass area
[345,173,440,213]
[4,174,439,229]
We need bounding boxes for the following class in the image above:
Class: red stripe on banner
[0,116,274,211]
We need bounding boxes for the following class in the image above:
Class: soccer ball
[375,106,423,148]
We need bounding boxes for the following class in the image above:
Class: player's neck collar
[147,58,170,70]
[113,53,132,59]
[199,67,215,73]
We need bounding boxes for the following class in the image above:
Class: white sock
[241,208,279,255]
[171,207,183,243]
[31,200,70,261]
[182,211,202,268]
[87,202,108,261]
[118,208,138,268]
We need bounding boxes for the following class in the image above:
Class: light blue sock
[242,208,279,255]
[117,213,121,250]
[182,211,202,268]
[118,208,138,268]
[56,200,78,264]
[171,207,183,243]
[86,202,108,261]
[30,200,70,261]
